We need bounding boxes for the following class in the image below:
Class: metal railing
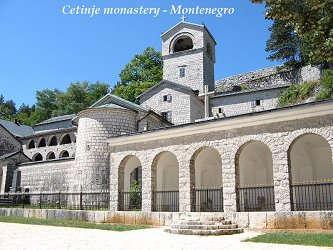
[291,182,333,211]
[152,190,179,212]
[192,188,223,212]
[237,185,275,212]
[0,191,109,210]
[118,191,142,211]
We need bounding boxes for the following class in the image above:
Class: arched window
[59,150,69,158]
[27,140,35,149]
[33,153,43,162]
[37,138,46,147]
[46,152,56,160]
[60,134,72,145]
[48,136,57,146]
[173,36,193,53]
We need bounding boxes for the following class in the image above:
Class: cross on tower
[181,15,187,22]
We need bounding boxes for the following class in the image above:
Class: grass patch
[0,216,149,231]
[244,232,333,247]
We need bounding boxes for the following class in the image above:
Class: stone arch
[32,153,43,162]
[59,150,69,158]
[27,139,35,149]
[170,33,195,53]
[48,135,57,146]
[46,151,56,160]
[151,151,179,211]
[37,138,46,147]
[190,146,222,188]
[288,133,333,211]
[190,146,223,212]
[60,134,72,145]
[235,140,275,212]
[118,155,142,211]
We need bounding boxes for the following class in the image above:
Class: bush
[278,81,319,107]
[316,69,333,100]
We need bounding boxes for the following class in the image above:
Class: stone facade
[73,108,139,192]
[162,22,216,93]
[140,82,204,125]
[215,65,323,93]
[108,101,333,214]
[19,158,75,192]
[0,20,332,230]
[21,128,77,161]
[210,87,286,117]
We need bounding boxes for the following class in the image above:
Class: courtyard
[0,222,331,250]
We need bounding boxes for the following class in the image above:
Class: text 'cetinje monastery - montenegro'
[1,20,332,230]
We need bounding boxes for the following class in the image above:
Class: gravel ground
[0,222,331,250]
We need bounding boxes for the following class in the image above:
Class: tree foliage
[252,0,333,65]
[266,20,308,66]
[0,81,110,126]
[0,95,17,120]
[112,47,163,103]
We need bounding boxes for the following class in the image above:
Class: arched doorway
[235,141,275,212]
[190,147,223,212]
[289,134,333,211]
[152,151,179,212]
[118,155,142,211]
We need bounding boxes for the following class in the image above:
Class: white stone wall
[73,108,137,192]
[215,65,323,92]
[109,114,333,214]
[141,85,197,125]
[19,158,75,192]
[163,51,205,93]
[162,23,215,94]
[210,88,283,117]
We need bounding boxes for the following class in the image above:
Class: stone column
[141,158,152,212]
[272,151,292,212]
[221,155,237,212]
[109,155,118,211]
[178,156,192,212]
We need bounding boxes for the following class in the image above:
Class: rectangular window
[179,67,186,78]
[162,94,172,102]
[251,100,262,108]
[218,107,223,113]
[161,111,172,122]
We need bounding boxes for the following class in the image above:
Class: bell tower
[161,19,216,94]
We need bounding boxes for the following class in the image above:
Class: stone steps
[171,223,238,230]
[164,216,243,236]
[165,228,244,236]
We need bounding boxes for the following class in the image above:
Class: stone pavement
[0,222,331,250]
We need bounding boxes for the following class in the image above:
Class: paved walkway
[0,222,331,250]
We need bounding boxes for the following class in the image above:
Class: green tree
[16,104,35,125]
[54,81,110,116]
[266,20,303,66]
[252,0,333,65]
[0,95,17,120]
[35,89,61,120]
[112,47,163,103]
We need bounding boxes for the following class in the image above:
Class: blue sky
[0,0,280,107]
